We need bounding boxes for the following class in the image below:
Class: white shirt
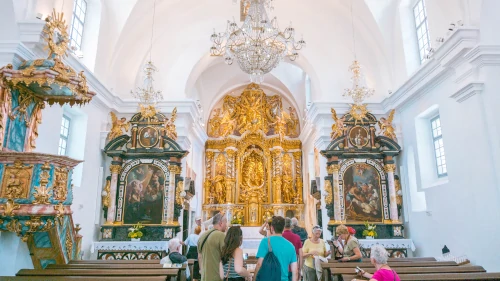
[184,233,199,247]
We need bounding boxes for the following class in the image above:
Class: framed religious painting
[342,163,383,222]
[138,126,159,148]
[123,164,166,225]
[348,126,369,148]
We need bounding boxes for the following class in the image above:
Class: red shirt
[282,230,302,255]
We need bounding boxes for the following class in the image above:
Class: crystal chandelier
[131,0,162,107]
[343,0,374,105]
[210,0,305,83]
[131,61,162,106]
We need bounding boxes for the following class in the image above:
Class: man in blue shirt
[254,216,298,281]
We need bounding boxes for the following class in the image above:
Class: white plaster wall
[0,232,34,275]
[398,72,500,271]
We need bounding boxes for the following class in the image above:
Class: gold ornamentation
[107,112,130,141]
[175,181,184,205]
[168,165,181,175]
[349,104,369,125]
[395,176,403,206]
[164,107,178,140]
[66,229,73,259]
[1,161,33,199]
[139,104,158,121]
[102,178,111,208]
[53,167,69,201]
[54,203,65,224]
[327,164,339,175]
[6,219,22,236]
[40,219,54,232]
[3,198,20,216]
[324,179,333,204]
[25,217,43,233]
[379,109,397,142]
[240,150,266,203]
[206,151,215,160]
[207,83,300,137]
[33,162,52,204]
[25,101,44,151]
[0,85,12,150]
[384,164,396,173]
[282,154,295,203]
[330,108,346,139]
[212,154,227,203]
[43,9,70,58]
[110,165,122,174]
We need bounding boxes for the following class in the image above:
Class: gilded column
[293,151,303,203]
[204,151,215,204]
[167,164,181,225]
[328,164,342,223]
[225,149,237,204]
[271,149,282,203]
[106,164,122,224]
[130,126,137,149]
[385,164,399,223]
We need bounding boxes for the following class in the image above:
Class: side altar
[321,105,408,256]
[203,83,304,225]
[98,106,189,254]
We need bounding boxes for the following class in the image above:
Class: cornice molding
[450,82,484,103]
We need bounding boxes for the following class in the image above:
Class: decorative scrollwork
[1,161,33,199]
[3,198,20,216]
[53,167,69,201]
[33,162,52,204]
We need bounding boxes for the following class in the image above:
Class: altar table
[91,241,169,260]
[358,238,415,258]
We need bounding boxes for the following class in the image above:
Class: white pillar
[106,164,121,224]
[385,164,399,223]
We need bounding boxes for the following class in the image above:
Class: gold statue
[286,107,300,137]
[5,171,23,198]
[164,107,178,140]
[263,210,273,223]
[107,112,129,141]
[274,111,288,141]
[282,154,295,203]
[330,108,345,139]
[102,178,111,208]
[379,109,397,142]
[52,168,68,201]
[208,109,222,137]
[213,154,227,204]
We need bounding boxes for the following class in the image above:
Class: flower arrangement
[362,221,377,238]
[231,216,243,225]
[128,222,144,239]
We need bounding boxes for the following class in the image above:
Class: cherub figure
[164,107,178,140]
[274,111,289,141]
[378,109,397,142]
[330,108,345,139]
[107,112,130,141]
[219,110,235,137]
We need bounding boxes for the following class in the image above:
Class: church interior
[1,0,500,279]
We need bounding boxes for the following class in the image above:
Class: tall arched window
[413,0,431,63]
[70,0,87,50]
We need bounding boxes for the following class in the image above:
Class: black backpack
[256,237,281,281]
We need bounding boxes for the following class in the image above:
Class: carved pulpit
[203,83,304,226]
[98,106,188,260]
[321,105,410,257]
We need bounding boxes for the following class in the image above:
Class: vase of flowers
[362,221,377,239]
[128,222,144,241]
[231,215,243,226]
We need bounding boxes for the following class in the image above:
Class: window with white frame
[69,0,87,50]
[58,115,71,156]
[413,0,431,63]
[431,116,447,177]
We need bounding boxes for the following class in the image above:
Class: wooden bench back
[16,268,181,277]
[330,266,485,275]
[0,277,167,281]
[341,272,500,281]
[323,261,458,268]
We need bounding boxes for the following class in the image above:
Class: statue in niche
[378,109,397,142]
[5,172,23,198]
[286,107,300,137]
[273,176,282,203]
[213,154,227,204]
[330,108,345,139]
[108,112,130,141]
[240,151,266,203]
[282,154,295,203]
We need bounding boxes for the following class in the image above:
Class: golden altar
[202,84,304,226]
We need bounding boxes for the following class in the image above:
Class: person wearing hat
[335,224,362,262]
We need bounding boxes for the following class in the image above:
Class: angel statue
[275,111,289,141]
[164,107,178,140]
[378,109,397,142]
[330,108,345,139]
[107,112,130,141]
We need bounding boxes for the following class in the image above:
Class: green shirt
[197,229,225,281]
[343,236,360,257]
[256,236,297,281]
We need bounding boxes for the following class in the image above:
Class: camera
[355,266,362,273]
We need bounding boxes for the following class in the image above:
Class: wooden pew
[327,257,437,263]
[70,259,163,264]
[329,265,486,276]
[0,277,167,281]
[16,268,185,281]
[48,263,169,269]
[341,272,500,281]
[324,261,459,268]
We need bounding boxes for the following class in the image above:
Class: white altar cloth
[91,241,169,253]
[358,239,415,251]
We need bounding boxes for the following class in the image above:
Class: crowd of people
[164,213,399,281]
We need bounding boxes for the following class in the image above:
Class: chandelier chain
[150,0,157,62]
[350,0,356,60]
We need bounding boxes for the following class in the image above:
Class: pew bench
[329,265,486,275]
[16,268,185,281]
[0,277,167,281]
[341,272,500,281]
[325,261,459,268]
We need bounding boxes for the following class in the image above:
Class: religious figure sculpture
[378,109,397,142]
[212,154,227,204]
[272,176,282,203]
[286,106,300,137]
[330,108,345,139]
[164,107,178,140]
[52,169,68,201]
[282,154,295,203]
[107,112,130,141]
[274,111,288,141]
[5,172,23,198]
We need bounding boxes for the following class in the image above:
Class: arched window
[413,0,431,63]
[69,0,87,50]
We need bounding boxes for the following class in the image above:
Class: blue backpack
[256,238,281,281]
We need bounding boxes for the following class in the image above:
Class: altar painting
[123,164,165,224]
[343,163,382,222]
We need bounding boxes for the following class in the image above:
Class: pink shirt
[372,269,401,281]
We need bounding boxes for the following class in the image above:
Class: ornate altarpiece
[321,106,405,240]
[203,83,304,226]
[100,107,188,244]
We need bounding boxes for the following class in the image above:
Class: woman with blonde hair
[334,225,362,262]
[353,245,400,281]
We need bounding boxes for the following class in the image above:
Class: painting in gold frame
[349,126,369,148]
[138,126,159,148]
